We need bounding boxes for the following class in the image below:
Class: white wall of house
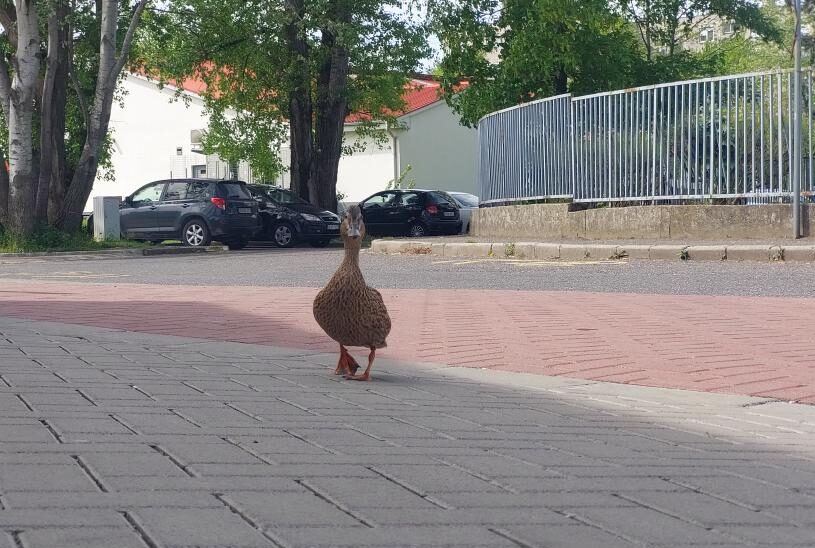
[395,102,479,196]
[87,74,224,211]
[336,128,394,203]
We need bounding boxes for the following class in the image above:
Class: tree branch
[112,0,151,78]
[70,68,89,130]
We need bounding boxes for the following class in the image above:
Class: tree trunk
[0,148,8,228]
[38,0,70,226]
[285,0,313,202]
[553,64,568,95]
[58,0,149,232]
[313,51,349,213]
[6,0,41,236]
[312,0,350,213]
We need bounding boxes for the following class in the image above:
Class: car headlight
[322,211,340,221]
[301,213,321,222]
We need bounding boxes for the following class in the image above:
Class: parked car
[88,179,259,249]
[247,184,341,248]
[359,189,462,238]
[448,192,479,234]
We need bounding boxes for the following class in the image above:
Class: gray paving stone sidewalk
[0,316,814,548]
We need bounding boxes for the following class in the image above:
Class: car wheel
[226,238,249,251]
[309,239,332,248]
[182,219,211,247]
[408,222,427,238]
[272,222,296,248]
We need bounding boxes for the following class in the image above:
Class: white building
[88,73,478,211]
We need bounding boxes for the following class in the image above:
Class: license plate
[443,211,455,217]
[327,223,340,230]
[238,207,252,214]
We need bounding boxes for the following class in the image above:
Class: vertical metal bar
[778,73,784,193]
[769,74,775,192]
[793,0,803,236]
[694,82,700,196]
[652,88,658,199]
[606,94,612,200]
[652,87,665,196]
[787,73,795,197]
[760,75,765,192]
[727,78,731,194]
[702,82,708,196]
[751,76,756,195]
[743,77,748,194]
[735,78,740,194]
[788,72,794,198]
[809,70,813,194]
[710,80,715,196]
[634,91,640,197]
[717,79,723,194]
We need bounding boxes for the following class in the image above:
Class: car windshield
[452,194,479,208]
[255,187,309,205]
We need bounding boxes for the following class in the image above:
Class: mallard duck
[313,204,391,381]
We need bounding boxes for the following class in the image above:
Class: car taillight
[211,197,226,210]
[426,205,439,215]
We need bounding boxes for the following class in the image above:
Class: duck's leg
[334,345,360,375]
[344,347,376,381]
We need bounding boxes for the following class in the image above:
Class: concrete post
[92,196,121,242]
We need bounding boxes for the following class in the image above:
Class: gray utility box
[93,196,121,241]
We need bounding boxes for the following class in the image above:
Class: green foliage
[431,0,789,126]
[432,0,645,126]
[138,0,429,183]
[386,164,416,190]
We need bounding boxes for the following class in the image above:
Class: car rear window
[453,194,479,207]
[217,182,251,199]
[427,192,454,205]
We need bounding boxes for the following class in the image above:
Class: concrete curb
[0,245,226,259]
[370,239,810,262]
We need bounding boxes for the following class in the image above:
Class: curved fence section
[479,69,815,205]
[479,94,572,203]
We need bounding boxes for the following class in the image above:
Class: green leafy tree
[431,0,644,126]
[619,0,780,62]
[0,0,153,235]
[431,0,784,126]
[140,0,429,212]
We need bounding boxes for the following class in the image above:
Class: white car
[448,192,479,234]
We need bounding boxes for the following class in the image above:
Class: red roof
[345,79,444,123]
[133,70,446,123]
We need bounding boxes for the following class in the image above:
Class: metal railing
[479,69,815,205]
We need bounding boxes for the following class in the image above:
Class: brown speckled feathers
[313,207,391,349]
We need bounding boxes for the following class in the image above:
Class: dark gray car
[89,179,259,249]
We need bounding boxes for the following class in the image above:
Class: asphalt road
[1,245,814,297]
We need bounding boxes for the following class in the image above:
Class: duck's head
[341,204,365,244]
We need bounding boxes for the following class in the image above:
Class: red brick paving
[1,280,814,403]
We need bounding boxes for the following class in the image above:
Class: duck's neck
[342,242,361,267]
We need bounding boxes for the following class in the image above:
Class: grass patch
[0,226,146,254]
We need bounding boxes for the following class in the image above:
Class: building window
[176,146,183,156]
[699,29,715,43]
[722,21,736,35]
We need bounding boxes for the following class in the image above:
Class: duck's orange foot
[334,346,360,375]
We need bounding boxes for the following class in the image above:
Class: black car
[359,189,462,237]
[247,184,342,248]
[89,179,259,249]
